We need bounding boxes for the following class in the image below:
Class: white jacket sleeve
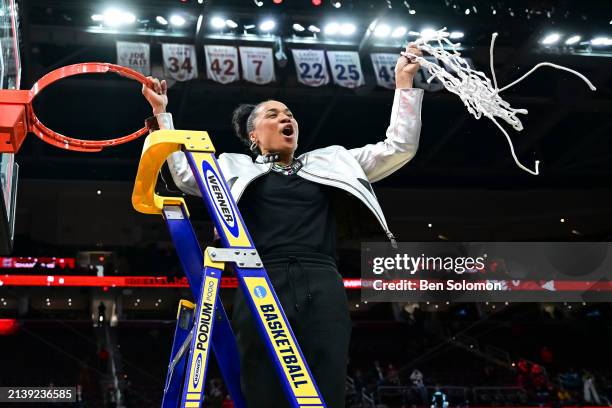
[348,88,424,183]
[155,112,202,197]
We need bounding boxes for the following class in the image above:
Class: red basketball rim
[28,63,153,152]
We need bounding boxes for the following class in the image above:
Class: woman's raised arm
[349,44,425,183]
[142,76,202,197]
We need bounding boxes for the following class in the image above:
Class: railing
[361,389,376,408]
[473,386,529,406]
[347,375,356,393]
[451,334,513,369]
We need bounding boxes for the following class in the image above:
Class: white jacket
[160,88,424,243]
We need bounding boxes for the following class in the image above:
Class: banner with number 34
[162,43,198,82]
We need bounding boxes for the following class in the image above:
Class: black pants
[232,253,352,408]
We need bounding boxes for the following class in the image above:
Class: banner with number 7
[204,45,240,84]
[239,46,276,85]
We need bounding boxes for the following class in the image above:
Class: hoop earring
[249,140,258,153]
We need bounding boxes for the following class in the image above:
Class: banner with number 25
[326,51,365,89]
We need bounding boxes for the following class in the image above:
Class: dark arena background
[1,0,612,407]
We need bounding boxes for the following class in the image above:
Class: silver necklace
[270,159,302,176]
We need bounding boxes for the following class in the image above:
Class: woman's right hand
[142,76,168,115]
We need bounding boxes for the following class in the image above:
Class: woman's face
[250,100,299,156]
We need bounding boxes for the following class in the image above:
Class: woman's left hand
[395,43,422,89]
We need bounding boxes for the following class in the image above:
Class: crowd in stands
[346,356,612,408]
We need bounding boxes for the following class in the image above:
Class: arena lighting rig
[85,5,612,53]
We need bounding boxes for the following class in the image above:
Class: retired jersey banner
[204,45,239,84]
[161,43,198,81]
[116,41,150,76]
[414,56,445,92]
[326,51,365,89]
[239,47,275,85]
[370,53,397,90]
[291,49,329,87]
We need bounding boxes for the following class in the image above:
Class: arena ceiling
[14,0,611,186]
[7,0,612,245]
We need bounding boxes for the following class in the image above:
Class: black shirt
[238,171,337,258]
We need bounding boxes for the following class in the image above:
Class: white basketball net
[403,28,597,175]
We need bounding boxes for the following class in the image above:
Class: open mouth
[281,125,294,137]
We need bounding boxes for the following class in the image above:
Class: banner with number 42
[204,45,239,84]
[162,43,198,82]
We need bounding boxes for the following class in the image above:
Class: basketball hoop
[0,62,153,153]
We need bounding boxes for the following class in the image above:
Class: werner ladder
[132,129,327,408]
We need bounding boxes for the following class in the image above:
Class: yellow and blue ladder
[132,130,326,408]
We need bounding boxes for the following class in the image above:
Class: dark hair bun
[231,104,256,143]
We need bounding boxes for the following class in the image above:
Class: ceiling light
[420,28,437,40]
[121,12,136,24]
[332,1,342,8]
[211,17,226,29]
[591,37,612,46]
[308,24,321,33]
[565,35,581,45]
[392,26,407,38]
[226,19,238,29]
[541,33,561,45]
[91,14,104,22]
[374,24,391,37]
[102,9,135,26]
[340,23,356,36]
[259,19,276,32]
[156,16,168,25]
[293,23,305,32]
[324,22,340,35]
[102,9,123,26]
[449,31,464,39]
[170,15,186,27]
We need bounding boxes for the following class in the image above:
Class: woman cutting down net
[141,44,424,408]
